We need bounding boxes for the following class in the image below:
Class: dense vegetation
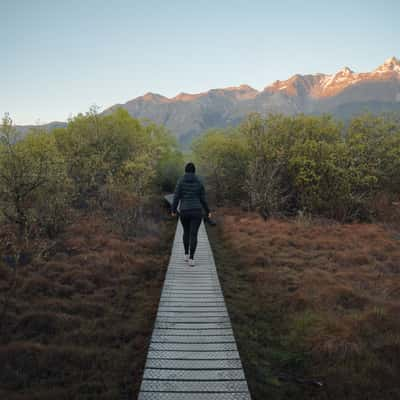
[0,109,182,399]
[1,108,399,399]
[193,112,400,221]
[209,208,400,400]
[0,108,183,246]
[198,112,400,399]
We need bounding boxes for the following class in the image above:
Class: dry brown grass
[209,207,400,400]
[0,209,174,399]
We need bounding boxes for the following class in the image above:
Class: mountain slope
[16,57,400,146]
[103,57,400,144]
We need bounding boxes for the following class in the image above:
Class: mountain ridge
[109,56,400,103]
[15,57,400,146]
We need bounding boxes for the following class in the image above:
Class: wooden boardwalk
[138,219,252,399]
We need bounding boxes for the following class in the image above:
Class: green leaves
[0,120,72,239]
[192,128,250,205]
[0,108,183,240]
[192,112,400,221]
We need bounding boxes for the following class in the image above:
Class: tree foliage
[192,129,249,205]
[0,114,71,240]
[192,112,400,221]
[0,108,183,243]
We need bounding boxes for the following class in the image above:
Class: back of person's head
[185,162,196,173]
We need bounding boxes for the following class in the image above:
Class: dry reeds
[0,209,174,399]
[212,207,400,400]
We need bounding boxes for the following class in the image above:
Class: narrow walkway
[138,220,251,399]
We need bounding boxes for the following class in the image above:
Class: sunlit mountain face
[17,57,400,146]
[102,57,400,145]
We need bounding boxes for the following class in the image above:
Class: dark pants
[180,209,202,258]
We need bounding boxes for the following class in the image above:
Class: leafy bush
[192,128,249,205]
[192,112,400,221]
[0,114,71,241]
[0,108,183,245]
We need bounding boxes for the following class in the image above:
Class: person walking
[171,162,211,267]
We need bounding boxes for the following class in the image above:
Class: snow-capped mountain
[17,57,400,146]
[374,56,400,74]
[267,57,400,98]
[103,57,400,145]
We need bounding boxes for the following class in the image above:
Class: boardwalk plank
[152,328,234,336]
[158,307,227,312]
[139,393,251,400]
[151,336,236,343]
[143,368,245,380]
[140,380,249,392]
[145,358,245,369]
[138,220,251,399]
[149,342,238,351]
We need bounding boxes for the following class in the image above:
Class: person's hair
[185,162,196,173]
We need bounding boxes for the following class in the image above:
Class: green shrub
[0,114,72,240]
[192,128,250,206]
[192,112,400,221]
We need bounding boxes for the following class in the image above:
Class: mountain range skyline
[14,56,400,147]
[3,0,398,126]
[108,56,400,103]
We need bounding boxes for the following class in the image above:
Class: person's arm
[171,179,182,214]
[199,182,210,215]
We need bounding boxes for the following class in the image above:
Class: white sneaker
[184,254,189,262]
[189,258,195,267]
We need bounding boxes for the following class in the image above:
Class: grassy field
[208,207,400,400]
[2,203,400,399]
[0,208,175,400]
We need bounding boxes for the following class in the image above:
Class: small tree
[192,129,249,206]
[241,114,293,215]
[0,114,71,243]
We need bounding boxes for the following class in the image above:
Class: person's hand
[171,212,177,217]
[208,212,212,219]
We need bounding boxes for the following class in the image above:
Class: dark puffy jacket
[171,172,210,214]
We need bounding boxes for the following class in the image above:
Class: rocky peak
[140,92,169,103]
[374,56,400,73]
[384,56,400,66]
[337,66,354,76]
[223,84,259,99]
[173,92,204,102]
[119,56,400,110]
[232,84,257,91]
[322,66,355,86]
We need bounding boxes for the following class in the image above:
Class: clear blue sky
[1,0,399,125]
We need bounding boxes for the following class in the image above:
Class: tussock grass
[208,207,400,400]
[0,209,174,399]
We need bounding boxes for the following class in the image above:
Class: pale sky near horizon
[1,0,399,125]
